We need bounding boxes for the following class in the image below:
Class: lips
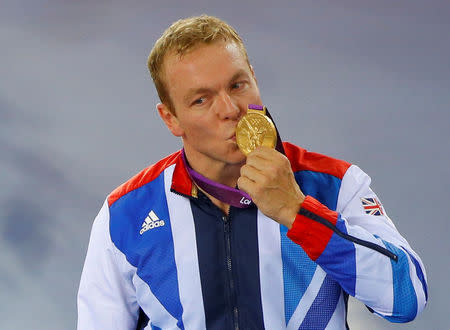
[227,133,236,141]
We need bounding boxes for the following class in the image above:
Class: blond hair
[147,15,250,112]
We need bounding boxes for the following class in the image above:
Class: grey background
[1,0,448,329]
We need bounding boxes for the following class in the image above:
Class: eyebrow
[183,69,250,104]
[229,69,250,85]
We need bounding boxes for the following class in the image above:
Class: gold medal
[236,105,277,155]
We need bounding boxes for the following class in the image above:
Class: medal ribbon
[182,105,284,208]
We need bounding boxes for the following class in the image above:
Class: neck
[184,150,243,189]
[182,146,248,215]
[198,186,231,215]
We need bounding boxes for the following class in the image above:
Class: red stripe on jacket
[287,195,339,261]
[283,142,351,179]
[108,151,192,206]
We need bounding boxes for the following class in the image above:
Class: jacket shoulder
[283,142,351,179]
[107,150,181,207]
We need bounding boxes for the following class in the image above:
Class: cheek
[182,118,213,140]
[184,114,216,134]
[185,117,204,131]
[193,125,215,139]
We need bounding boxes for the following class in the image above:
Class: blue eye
[193,98,205,105]
[231,82,242,89]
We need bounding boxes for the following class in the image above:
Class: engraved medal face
[236,112,277,155]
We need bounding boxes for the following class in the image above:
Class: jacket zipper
[223,214,239,330]
[171,187,241,328]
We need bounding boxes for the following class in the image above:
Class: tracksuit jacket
[77,142,428,329]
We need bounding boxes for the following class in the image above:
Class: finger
[245,154,269,171]
[251,147,292,172]
[237,175,257,196]
[249,149,286,171]
[246,153,285,180]
[240,164,266,183]
[249,146,280,160]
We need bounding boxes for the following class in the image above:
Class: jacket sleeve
[77,200,140,330]
[287,164,428,323]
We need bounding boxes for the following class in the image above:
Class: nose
[215,92,242,120]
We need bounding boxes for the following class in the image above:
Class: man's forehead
[162,42,250,90]
[163,42,246,73]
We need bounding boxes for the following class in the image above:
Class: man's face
[158,41,262,169]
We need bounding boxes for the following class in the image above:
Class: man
[77,15,428,329]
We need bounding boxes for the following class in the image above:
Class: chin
[225,150,246,165]
[199,144,246,166]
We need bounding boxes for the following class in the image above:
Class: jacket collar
[170,150,198,198]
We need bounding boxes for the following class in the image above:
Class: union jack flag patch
[361,197,384,216]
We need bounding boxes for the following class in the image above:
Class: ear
[157,103,184,137]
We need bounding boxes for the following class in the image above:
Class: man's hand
[237,146,305,228]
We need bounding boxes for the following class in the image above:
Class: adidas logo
[140,210,165,235]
